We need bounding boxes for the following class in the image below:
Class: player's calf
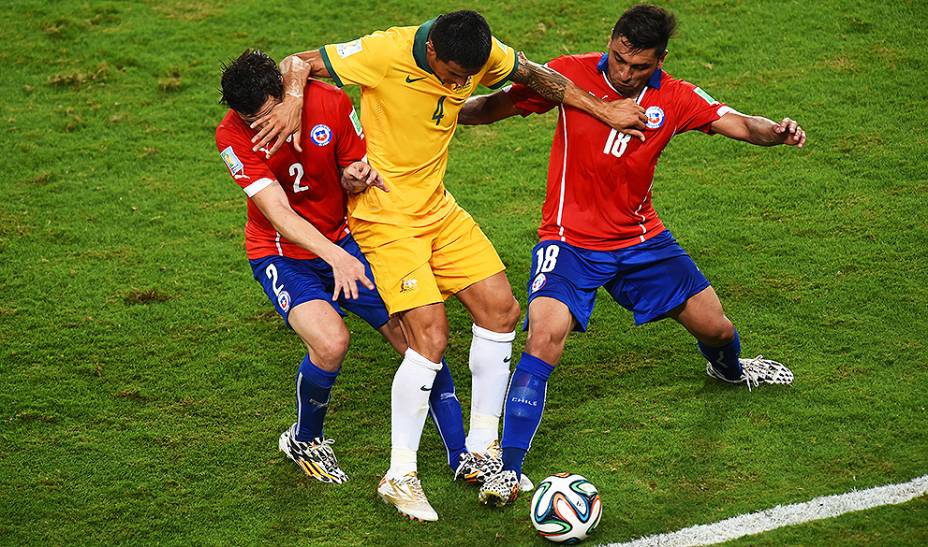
[466,324,515,454]
[698,328,743,382]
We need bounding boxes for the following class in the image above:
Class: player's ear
[657,50,668,69]
[425,40,438,66]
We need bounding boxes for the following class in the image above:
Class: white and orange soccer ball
[530,473,603,543]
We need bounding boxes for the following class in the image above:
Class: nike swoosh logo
[503,357,512,363]
[419,385,432,391]
[406,75,427,83]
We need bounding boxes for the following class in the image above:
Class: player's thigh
[456,271,520,333]
[288,300,350,369]
[429,206,506,303]
[352,231,443,316]
[667,285,734,344]
[605,248,710,326]
[525,241,609,333]
[250,255,343,326]
[332,237,407,354]
[376,316,408,356]
[524,296,576,366]
[334,236,392,327]
[250,255,349,368]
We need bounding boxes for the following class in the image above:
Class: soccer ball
[530,473,602,543]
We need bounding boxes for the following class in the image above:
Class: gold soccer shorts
[350,204,505,315]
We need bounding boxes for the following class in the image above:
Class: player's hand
[773,117,806,148]
[327,247,375,300]
[251,97,302,157]
[341,161,388,194]
[602,98,647,141]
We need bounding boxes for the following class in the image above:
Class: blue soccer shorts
[249,235,390,330]
[524,230,710,332]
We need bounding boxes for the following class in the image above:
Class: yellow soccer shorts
[350,204,505,315]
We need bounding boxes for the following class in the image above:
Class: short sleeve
[215,125,277,198]
[332,92,366,168]
[479,37,519,89]
[320,32,396,88]
[673,82,730,134]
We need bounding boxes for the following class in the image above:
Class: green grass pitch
[2,0,927,545]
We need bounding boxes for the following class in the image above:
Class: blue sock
[429,358,466,471]
[699,329,742,381]
[295,355,339,442]
[501,352,554,477]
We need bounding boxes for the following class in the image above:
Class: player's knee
[700,318,735,347]
[524,328,566,366]
[412,322,449,359]
[501,296,521,331]
[479,296,521,332]
[309,330,350,370]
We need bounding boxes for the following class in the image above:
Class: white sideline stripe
[603,474,928,547]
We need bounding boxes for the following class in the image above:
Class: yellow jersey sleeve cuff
[486,49,520,90]
[319,46,345,88]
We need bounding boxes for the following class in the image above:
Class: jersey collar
[413,19,436,74]
[597,52,663,89]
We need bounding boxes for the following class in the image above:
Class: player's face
[605,37,666,97]
[236,95,280,125]
[426,41,480,88]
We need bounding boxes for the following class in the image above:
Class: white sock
[387,348,442,479]
[466,324,515,453]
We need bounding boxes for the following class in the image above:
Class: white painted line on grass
[604,474,928,547]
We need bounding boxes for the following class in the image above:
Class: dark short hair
[612,4,677,56]
[219,49,282,116]
[429,10,492,71]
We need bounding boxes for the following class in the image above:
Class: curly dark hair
[612,4,678,56]
[430,10,492,71]
[219,49,283,116]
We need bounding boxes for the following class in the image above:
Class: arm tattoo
[511,52,566,103]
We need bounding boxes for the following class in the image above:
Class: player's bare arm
[251,181,374,300]
[511,52,648,140]
[459,90,521,125]
[710,112,806,148]
[251,50,330,155]
[340,161,388,194]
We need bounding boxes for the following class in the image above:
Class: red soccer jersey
[215,80,366,260]
[507,53,732,250]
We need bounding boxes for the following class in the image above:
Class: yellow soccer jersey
[320,19,518,226]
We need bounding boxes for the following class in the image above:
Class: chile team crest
[277,290,291,312]
[645,106,665,129]
[531,273,547,293]
[310,124,332,146]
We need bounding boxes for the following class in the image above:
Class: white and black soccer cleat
[706,355,794,391]
[278,424,348,484]
[479,469,520,506]
[454,443,503,484]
